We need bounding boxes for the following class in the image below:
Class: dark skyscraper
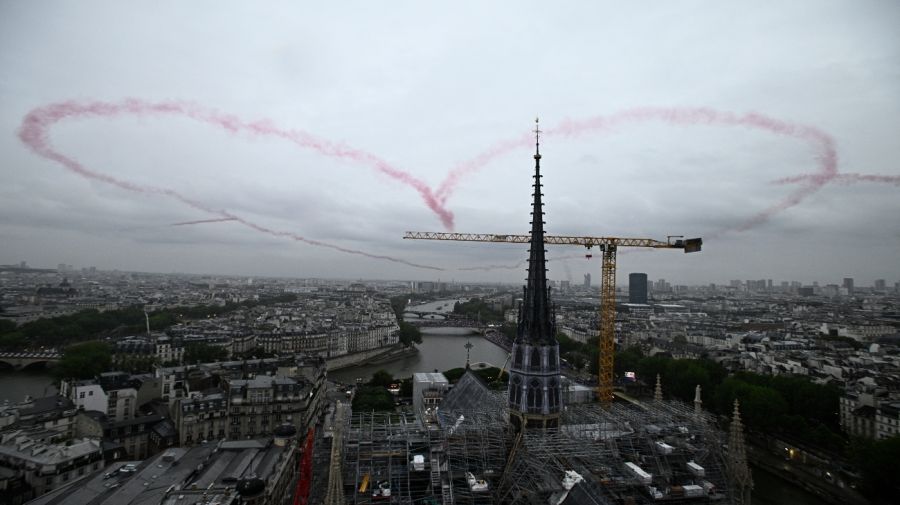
[629,272,648,304]
[843,277,854,294]
[583,273,591,288]
[507,121,562,432]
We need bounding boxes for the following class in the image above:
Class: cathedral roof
[438,369,504,424]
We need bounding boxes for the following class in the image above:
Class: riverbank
[325,344,418,372]
[360,345,419,366]
[747,443,868,505]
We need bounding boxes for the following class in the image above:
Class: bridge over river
[0,351,62,370]
[407,316,500,331]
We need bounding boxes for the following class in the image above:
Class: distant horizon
[3,260,895,290]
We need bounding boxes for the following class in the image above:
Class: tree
[442,366,503,386]
[183,343,229,364]
[390,295,410,320]
[443,367,466,383]
[0,319,16,334]
[369,369,395,388]
[563,351,587,370]
[54,341,112,380]
[452,298,503,322]
[614,345,644,377]
[352,385,395,412]
[0,331,26,350]
[851,436,900,503]
[1,294,298,350]
[556,333,583,354]
[398,322,422,347]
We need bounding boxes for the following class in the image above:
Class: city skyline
[4,259,896,293]
[2,1,899,284]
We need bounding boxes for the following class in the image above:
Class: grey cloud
[0,0,898,284]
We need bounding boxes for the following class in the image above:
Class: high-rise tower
[629,272,648,304]
[507,119,563,432]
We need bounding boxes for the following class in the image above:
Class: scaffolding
[342,412,432,504]
[495,402,732,504]
[325,402,347,505]
[441,412,511,505]
[339,375,735,504]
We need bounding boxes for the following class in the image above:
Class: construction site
[320,122,749,505]
[329,374,740,504]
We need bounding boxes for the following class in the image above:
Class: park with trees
[0,294,299,351]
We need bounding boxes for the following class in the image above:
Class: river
[752,463,827,505]
[0,369,57,404]
[329,328,508,384]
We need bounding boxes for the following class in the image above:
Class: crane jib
[403,231,701,251]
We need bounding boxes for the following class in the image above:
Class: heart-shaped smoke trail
[18,99,445,271]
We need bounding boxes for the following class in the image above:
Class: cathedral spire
[518,118,554,344]
[507,119,563,432]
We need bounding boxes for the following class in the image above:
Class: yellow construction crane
[403,231,702,405]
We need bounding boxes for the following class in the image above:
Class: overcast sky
[1,1,898,286]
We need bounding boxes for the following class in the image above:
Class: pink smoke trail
[171,217,238,226]
[214,210,443,270]
[772,173,900,186]
[18,105,444,271]
[437,108,841,234]
[20,99,454,229]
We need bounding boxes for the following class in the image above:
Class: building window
[510,375,522,406]
[530,348,541,372]
[549,378,559,409]
[527,379,542,412]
